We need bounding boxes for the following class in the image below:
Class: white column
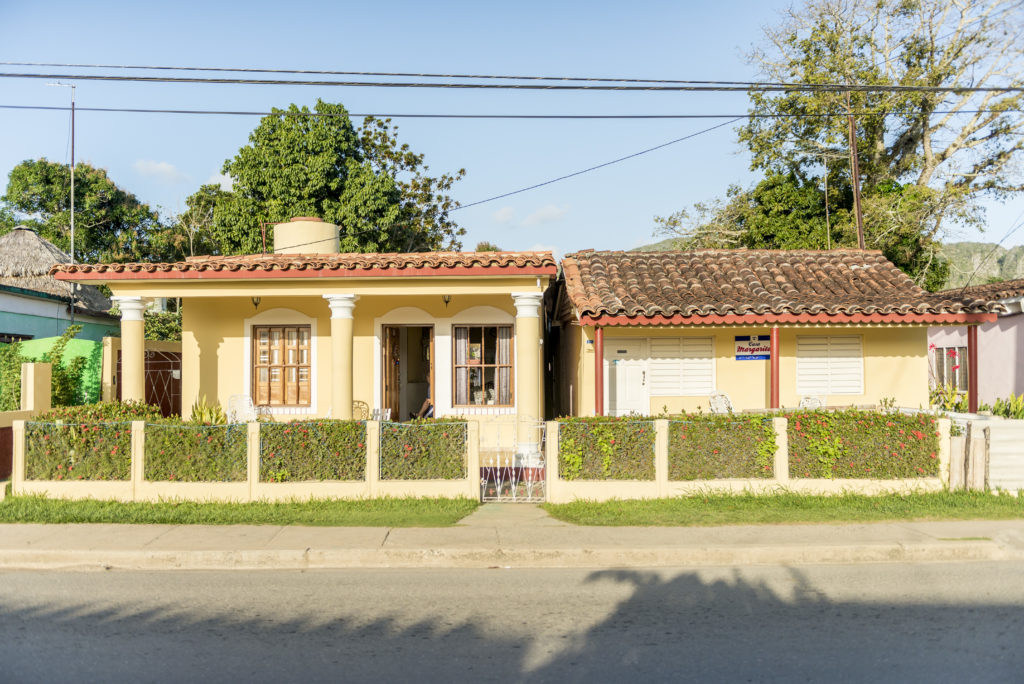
[112,296,146,402]
[512,292,544,463]
[323,294,358,419]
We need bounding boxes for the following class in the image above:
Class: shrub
[788,409,941,479]
[145,421,247,482]
[34,401,163,423]
[668,415,776,480]
[379,419,467,480]
[260,420,367,482]
[0,340,26,411]
[557,417,655,481]
[25,422,133,481]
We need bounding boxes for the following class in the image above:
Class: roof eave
[579,312,999,326]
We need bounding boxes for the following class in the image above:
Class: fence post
[466,420,480,500]
[20,362,51,414]
[131,421,145,502]
[366,420,380,497]
[936,418,952,489]
[545,421,559,504]
[247,422,260,502]
[655,419,668,497]
[12,419,25,493]
[772,417,789,484]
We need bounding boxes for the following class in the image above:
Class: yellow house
[552,249,998,415]
[52,219,556,439]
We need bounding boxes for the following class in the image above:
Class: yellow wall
[568,324,930,415]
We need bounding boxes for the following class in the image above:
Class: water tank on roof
[273,217,340,255]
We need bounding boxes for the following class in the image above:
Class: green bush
[260,420,367,482]
[788,409,941,479]
[668,415,776,480]
[379,419,467,480]
[557,417,655,481]
[145,422,247,482]
[34,401,163,423]
[25,422,133,481]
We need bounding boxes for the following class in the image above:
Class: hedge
[788,409,941,479]
[379,419,467,480]
[557,417,655,481]
[25,422,133,481]
[668,416,776,480]
[145,422,248,482]
[260,420,366,482]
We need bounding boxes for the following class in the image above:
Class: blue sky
[2,0,1022,257]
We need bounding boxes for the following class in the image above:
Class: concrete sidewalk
[2,504,1024,570]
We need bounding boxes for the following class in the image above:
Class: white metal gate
[480,419,546,502]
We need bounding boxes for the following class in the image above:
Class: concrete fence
[12,420,480,503]
[543,417,953,504]
[0,363,52,494]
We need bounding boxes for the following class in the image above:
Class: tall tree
[204,100,465,255]
[153,183,226,260]
[659,0,1023,290]
[1,159,166,263]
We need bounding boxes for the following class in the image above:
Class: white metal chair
[798,395,824,410]
[227,394,256,422]
[372,408,393,421]
[708,392,734,414]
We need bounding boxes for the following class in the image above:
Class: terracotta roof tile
[51,251,557,278]
[562,249,1001,323]
[937,278,1024,304]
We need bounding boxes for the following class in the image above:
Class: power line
[453,118,742,211]
[1,103,1019,119]
[2,70,1024,93]
[958,206,1024,292]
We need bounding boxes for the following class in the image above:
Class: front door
[382,326,401,420]
[604,339,648,416]
[381,325,434,421]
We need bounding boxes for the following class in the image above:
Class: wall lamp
[251,297,262,310]
[442,295,451,308]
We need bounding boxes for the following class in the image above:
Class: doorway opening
[382,325,434,421]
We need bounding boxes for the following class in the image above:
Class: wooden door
[382,326,401,420]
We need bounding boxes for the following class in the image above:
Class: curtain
[455,326,468,405]
[498,326,512,405]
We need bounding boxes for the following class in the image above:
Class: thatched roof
[0,226,112,316]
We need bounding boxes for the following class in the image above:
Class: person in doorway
[411,389,433,419]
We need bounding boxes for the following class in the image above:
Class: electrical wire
[2,70,1023,93]
[958,206,1024,292]
[1,104,1019,119]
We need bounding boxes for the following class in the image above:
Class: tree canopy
[203,100,466,255]
[657,0,1023,290]
[1,159,167,263]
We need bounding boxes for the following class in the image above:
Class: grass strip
[543,491,1024,526]
[0,495,478,527]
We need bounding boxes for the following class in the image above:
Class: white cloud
[207,172,234,191]
[134,160,189,185]
[522,204,568,227]
[492,206,515,224]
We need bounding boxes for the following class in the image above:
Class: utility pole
[48,81,77,324]
[821,154,831,250]
[845,91,866,250]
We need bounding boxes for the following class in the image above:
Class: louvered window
[933,346,968,392]
[648,337,714,395]
[252,325,311,407]
[796,336,863,395]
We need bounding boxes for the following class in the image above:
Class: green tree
[475,241,501,251]
[659,0,1022,290]
[153,184,226,260]
[202,100,465,255]
[1,159,169,263]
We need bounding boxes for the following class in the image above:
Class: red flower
[56,474,63,480]
[898,429,905,435]
[952,364,960,371]
[357,443,363,448]
[886,421,894,427]
[930,452,936,459]
[57,464,63,470]
[712,449,719,454]
[947,349,958,358]
[912,431,924,440]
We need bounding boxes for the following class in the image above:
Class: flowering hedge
[788,409,941,479]
[260,420,366,482]
[25,422,133,481]
[668,416,776,480]
[145,422,248,482]
[34,401,163,423]
[557,417,655,481]
[379,419,467,480]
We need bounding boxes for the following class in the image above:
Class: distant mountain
[631,238,1024,290]
[940,242,1024,289]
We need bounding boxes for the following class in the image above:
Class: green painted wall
[17,337,104,403]
[0,310,118,343]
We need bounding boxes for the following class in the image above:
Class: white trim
[112,296,144,322]
[242,307,319,417]
[511,292,543,318]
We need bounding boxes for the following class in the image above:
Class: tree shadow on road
[0,566,1021,682]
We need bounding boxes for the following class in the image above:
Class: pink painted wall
[928,312,1024,405]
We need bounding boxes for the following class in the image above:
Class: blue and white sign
[735,335,771,360]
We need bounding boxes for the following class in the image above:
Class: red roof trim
[582,312,998,326]
[54,264,557,282]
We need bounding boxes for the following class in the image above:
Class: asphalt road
[2,563,1023,683]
